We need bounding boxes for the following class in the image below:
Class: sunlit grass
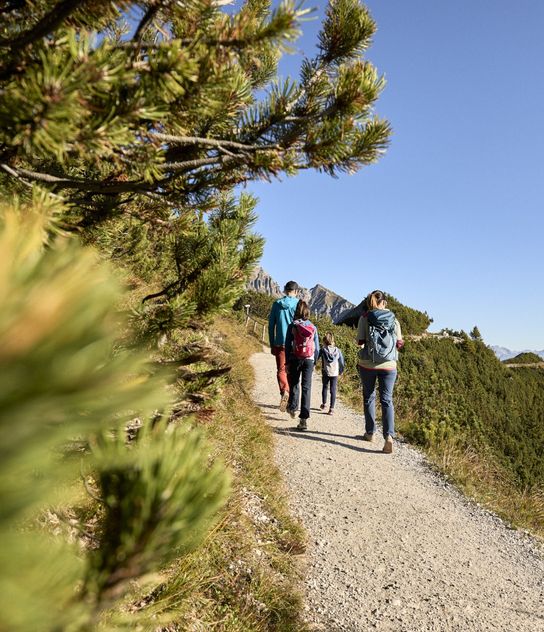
[110,316,309,630]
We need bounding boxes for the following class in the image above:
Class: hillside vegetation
[326,324,544,534]
[503,352,543,365]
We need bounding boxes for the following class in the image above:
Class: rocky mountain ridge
[247,267,354,322]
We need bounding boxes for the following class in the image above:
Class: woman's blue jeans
[287,358,314,420]
[357,367,397,438]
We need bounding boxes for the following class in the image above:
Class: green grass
[109,317,309,631]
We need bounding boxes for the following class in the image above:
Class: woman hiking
[356,290,404,453]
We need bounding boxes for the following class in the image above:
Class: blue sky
[244,0,544,350]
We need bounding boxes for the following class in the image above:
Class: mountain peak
[247,268,354,321]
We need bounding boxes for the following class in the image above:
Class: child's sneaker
[279,392,289,412]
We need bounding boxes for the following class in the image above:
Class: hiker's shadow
[256,402,322,412]
[256,402,281,410]
[273,427,382,454]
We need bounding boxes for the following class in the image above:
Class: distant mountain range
[247,267,354,322]
[247,268,544,358]
[490,346,544,362]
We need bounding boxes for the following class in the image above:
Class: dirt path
[250,349,544,632]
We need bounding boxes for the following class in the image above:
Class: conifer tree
[0,0,390,227]
[0,199,230,630]
[0,1,390,628]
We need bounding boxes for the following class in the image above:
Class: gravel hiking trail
[250,349,544,632]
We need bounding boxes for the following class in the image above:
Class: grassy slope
[115,317,309,631]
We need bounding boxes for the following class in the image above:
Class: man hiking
[268,280,299,411]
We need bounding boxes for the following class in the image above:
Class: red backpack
[292,320,316,359]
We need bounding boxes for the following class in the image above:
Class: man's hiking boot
[362,433,374,442]
[279,391,289,413]
[287,407,297,419]
[382,435,393,454]
[295,419,308,431]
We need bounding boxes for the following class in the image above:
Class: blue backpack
[365,310,397,363]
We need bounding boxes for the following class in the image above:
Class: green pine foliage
[503,352,542,365]
[0,200,230,630]
[395,338,544,489]
[1,1,392,628]
[0,0,390,231]
[89,191,265,344]
[87,423,229,612]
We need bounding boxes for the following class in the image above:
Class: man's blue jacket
[268,295,298,347]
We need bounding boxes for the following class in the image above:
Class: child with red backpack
[284,300,319,431]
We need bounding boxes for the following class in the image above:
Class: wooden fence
[245,314,268,345]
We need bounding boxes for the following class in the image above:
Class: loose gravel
[251,350,544,632]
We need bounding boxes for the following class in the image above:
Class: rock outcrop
[247,268,354,322]
[305,284,355,323]
[247,267,282,298]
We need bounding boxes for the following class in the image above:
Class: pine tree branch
[0,0,88,49]
[0,162,33,188]
[158,157,222,172]
[142,281,179,303]
[5,166,148,193]
[133,3,162,43]
[151,133,279,152]
[158,153,249,173]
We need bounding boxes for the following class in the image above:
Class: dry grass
[111,316,309,631]
[424,437,544,539]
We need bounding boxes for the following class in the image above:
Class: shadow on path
[255,401,323,413]
[256,402,281,410]
[273,427,382,455]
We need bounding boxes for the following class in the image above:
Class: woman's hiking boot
[295,419,308,431]
[382,435,393,454]
[362,433,374,442]
[320,403,326,410]
[327,408,334,415]
[279,391,289,412]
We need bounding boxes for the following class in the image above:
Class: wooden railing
[244,314,269,345]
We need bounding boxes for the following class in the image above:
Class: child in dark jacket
[317,332,345,415]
